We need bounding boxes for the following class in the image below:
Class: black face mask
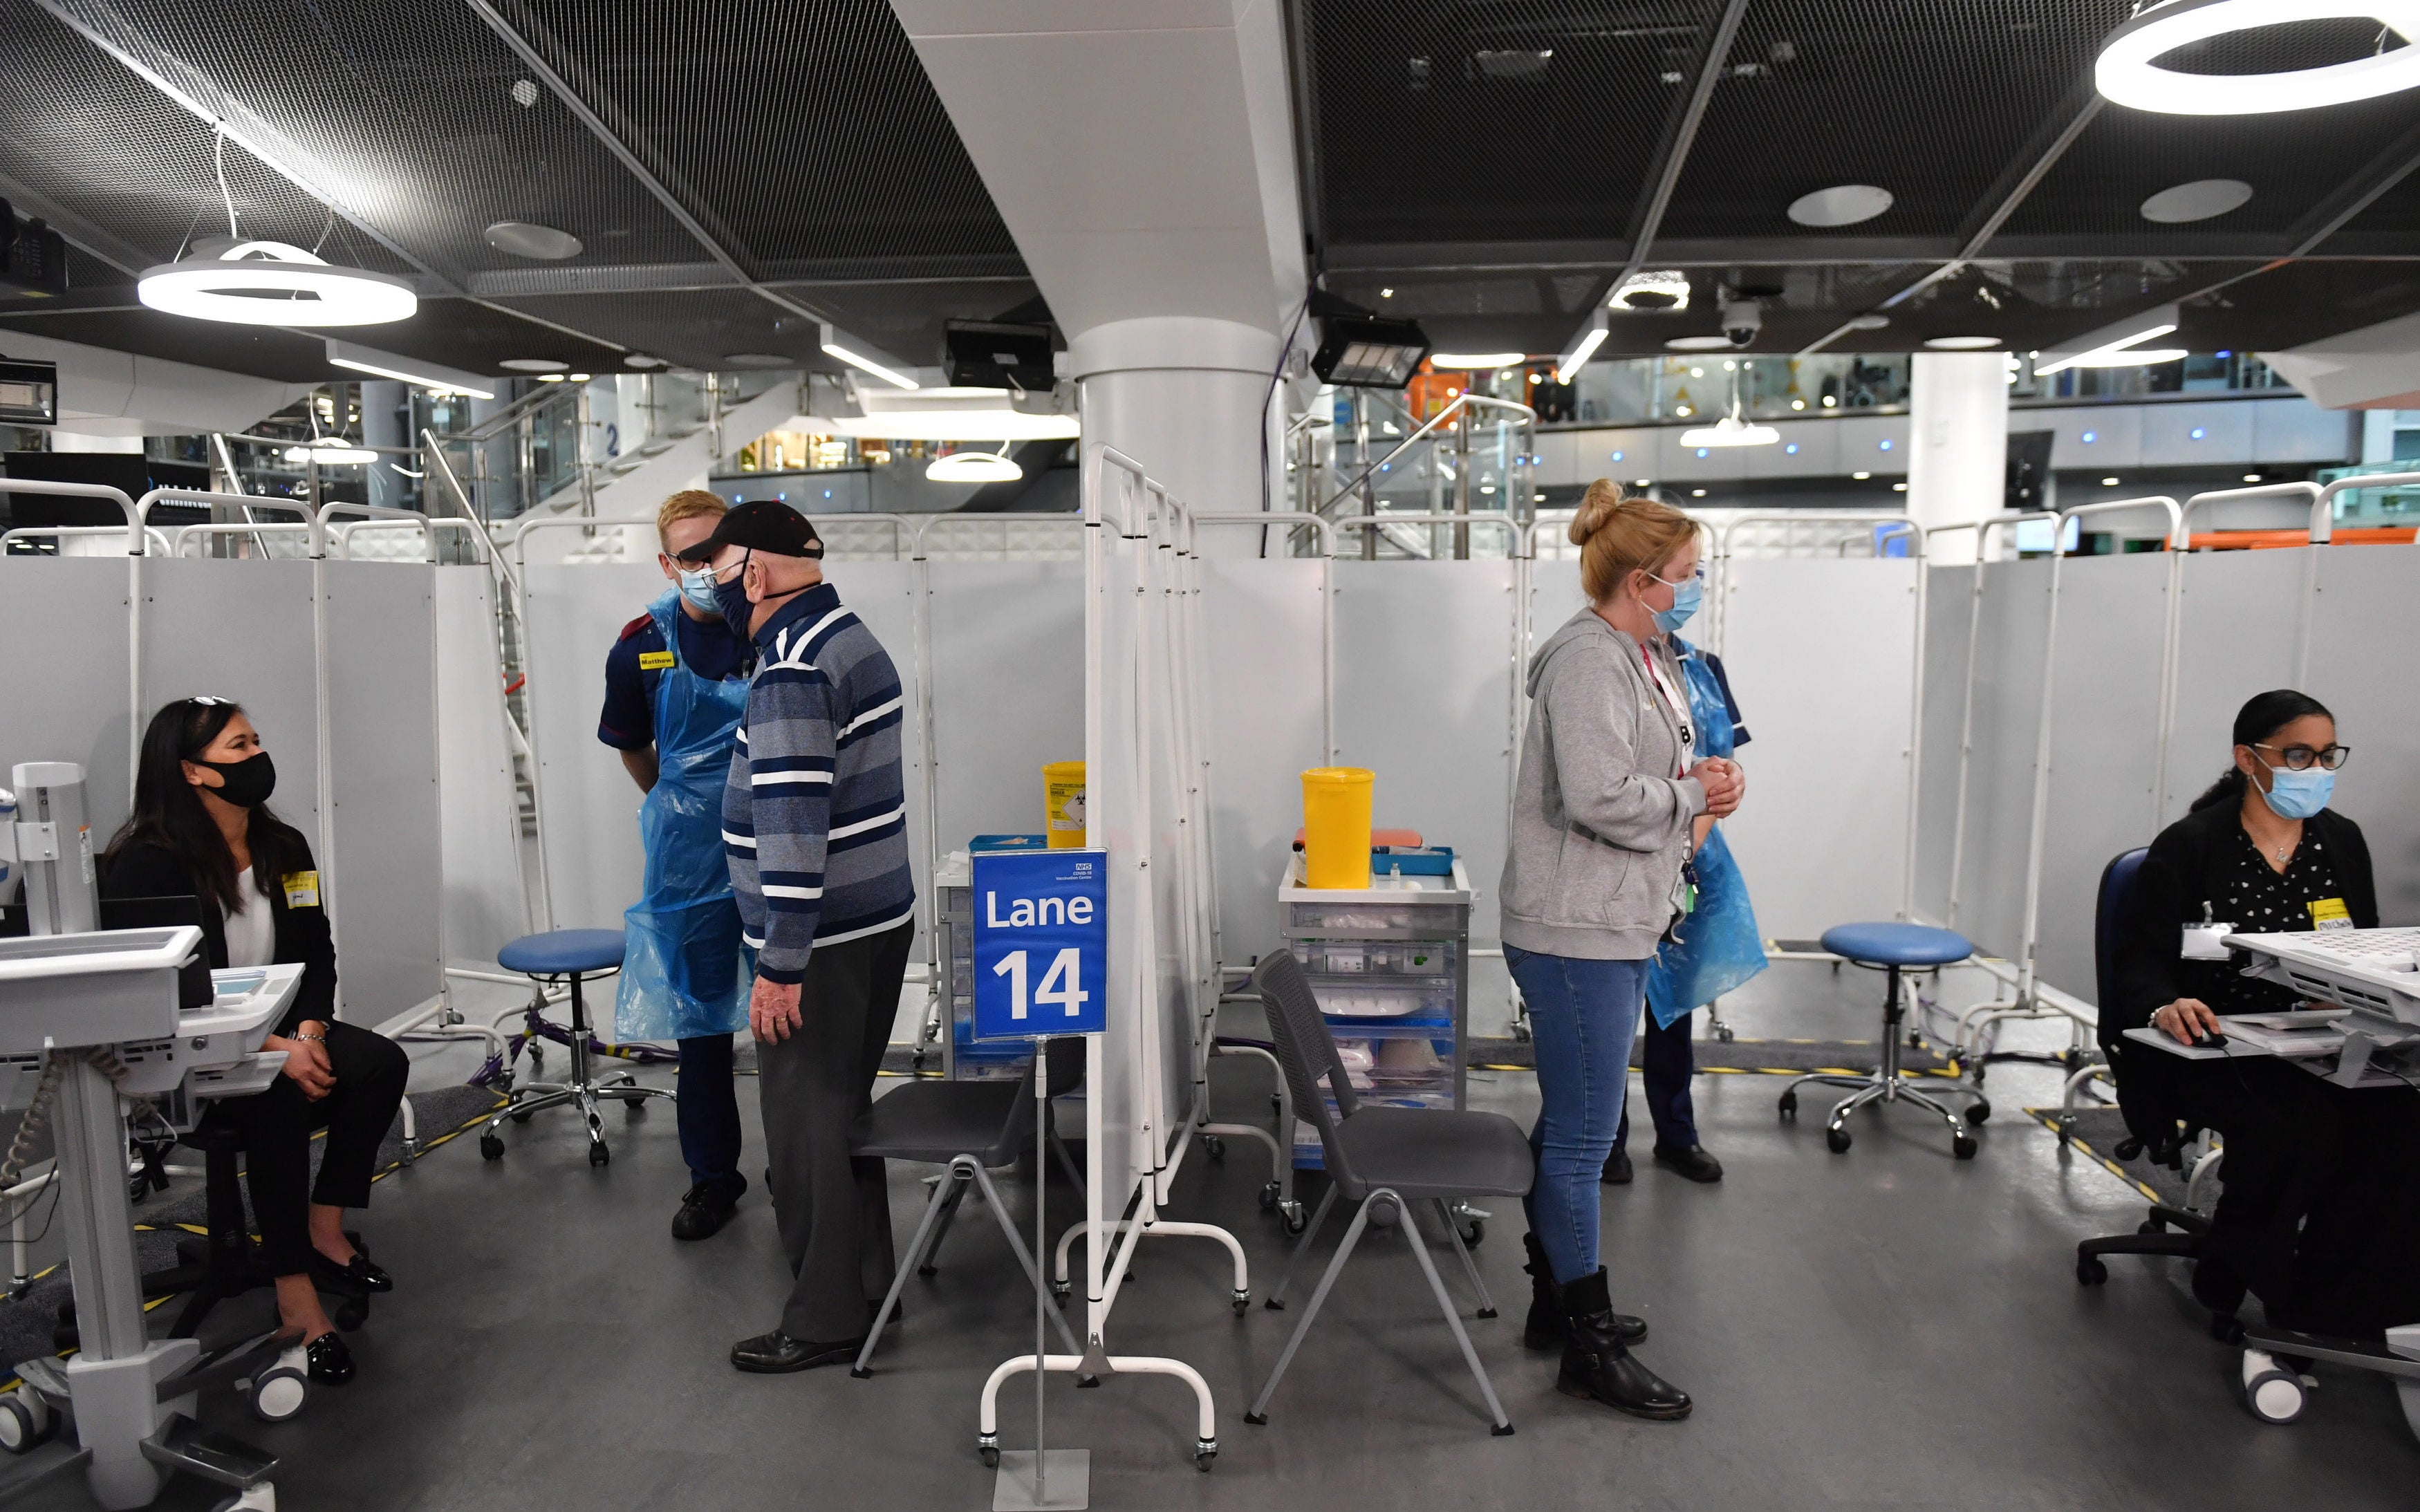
[196,752,276,808]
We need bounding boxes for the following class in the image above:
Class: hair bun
[1568,480,1623,547]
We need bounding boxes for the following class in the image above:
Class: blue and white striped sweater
[722,582,915,984]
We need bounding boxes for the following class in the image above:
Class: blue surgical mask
[712,557,756,635]
[676,565,721,617]
[2260,762,2334,821]
[1651,572,1703,635]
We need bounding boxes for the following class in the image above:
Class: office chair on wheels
[477,928,674,1167]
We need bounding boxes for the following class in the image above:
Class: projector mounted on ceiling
[942,320,1055,391]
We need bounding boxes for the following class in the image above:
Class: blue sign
[972,848,1108,1040]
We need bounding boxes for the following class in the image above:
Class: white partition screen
[2162,549,2305,817]
[435,566,528,967]
[1949,558,2053,961]
[1195,556,1325,964]
[2300,548,2420,924]
[140,560,322,852]
[924,560,1084,857]
[522,562,660,932]
[1911,562,1977,925]
[1715,557,1917,940]
[0,558,135,838]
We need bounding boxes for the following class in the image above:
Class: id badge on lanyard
[1642,648,1693,778]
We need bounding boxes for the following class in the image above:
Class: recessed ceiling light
[624,353,666,370]
[2103,476,2121,486]
[1666,335,1734,352]
[537,373,564,382]
[2097,0,2420,115]
[1431,350,1525,369]
[2140,178,2255,223]
[1925,336,2002,350]
[1791,398,1806,409]
[1691,488,1706,497]
[1611,270,1691,312]
[568,373,591,382]
[1847,314,1890,331]
[1380,288,1394,297]
[2244,473,2263,483]
[1787,184,1895,227]
[1892,483,1908,492]
[485,221,584,260]
[510,78,540,109]
[1822,395,1839,407]
[1853,471,1872,480]
[501,357,568,373]
[138,241,416,327]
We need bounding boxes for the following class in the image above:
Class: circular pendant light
[928,449,1023,483]
[2097,1,2420,115]
[1787,183,1895,227]
[139,241,416,326]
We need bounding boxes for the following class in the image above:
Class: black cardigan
[2109,801,2377,1044]
[98,839,337,1035]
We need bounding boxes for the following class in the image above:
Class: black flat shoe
[1601,1149,1634,1185]
[1652,1144,1724,1184]
[730,1329,866,1374]
[310,1251,393,1294]
[304,1330,355,1385]
[673,1182,742,1241]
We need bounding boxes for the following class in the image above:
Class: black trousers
[212,1019,409,1277]
[676,1034,745,1192]
[756,922,913,1343]
[1614,1007,1700,1152]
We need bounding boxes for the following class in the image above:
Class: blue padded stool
[1778,923,1984,1160]
[479,928,673,1167]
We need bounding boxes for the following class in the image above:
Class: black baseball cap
[677,500,823,563]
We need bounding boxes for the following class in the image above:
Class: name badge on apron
[2309,897,2354,931]
[639,649,676,670]
[281,870,321,909]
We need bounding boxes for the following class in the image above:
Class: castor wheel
[1965,1100,1991,1126]
[0,1387,52,1453]
[2056,1120,2074,1147]
[1825,1125,1852,1154]
[333,1297,369,1332]
[1050,1280,1070,1303]
[1281,1201,1306,1235]
[1972,1062,1989,1086]
[1460,1218,1485,1247]
[2076,1255,2108,1285]
[480,1133,505,1161]
[2242,1350,2309,1424]
[1778,1090,1798,1119]
[624,1096,646,1119]
[1953,1134,1978,1160]
[978,1439,1000,1468]
[1714,1025,1735,1043]
[1258,1182,1281,1212]
[1231,1290,1250,1316]
[1202,1135,1225,1161]
[510,1105,534,1125]
[1511,1020,1532,1043]
[588,1141,611,1167]
[1195,1440,1218,1472]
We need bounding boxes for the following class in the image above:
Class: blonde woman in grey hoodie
[1501,483,1742,1421]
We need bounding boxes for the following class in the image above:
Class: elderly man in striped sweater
[691,501,918,1373]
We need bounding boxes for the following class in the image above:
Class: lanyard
[1641,646,1693,776]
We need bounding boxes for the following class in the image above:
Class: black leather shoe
[673,1182,743,1241]
[1523,1233,1644,1349]
[1601,1148,1634,1185]
[731,1329,866,1374]
[1556,1270,1689,1420]
[310,1250,393,1294]
[304,1330,355,1386]
[1653,1144,1725,1184]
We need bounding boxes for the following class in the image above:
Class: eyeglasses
[1650,567,1706,588]
[2253,742,2350,772]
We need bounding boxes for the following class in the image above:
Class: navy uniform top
[597,606,749,751]
[1695,646,1750,749]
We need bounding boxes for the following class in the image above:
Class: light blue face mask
[2260,761,2334,821]
[1650,570,1703,635]
[676,564,721,617]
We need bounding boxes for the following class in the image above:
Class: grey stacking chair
[1240,949,1532,1435]
[851,1036,1088,1377]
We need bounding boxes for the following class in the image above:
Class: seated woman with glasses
[99,698,409,1385]
[2112,688,2420,1338]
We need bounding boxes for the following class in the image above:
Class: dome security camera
[1720,299,1762,348]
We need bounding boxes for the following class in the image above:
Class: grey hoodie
[1500,608,1706,960]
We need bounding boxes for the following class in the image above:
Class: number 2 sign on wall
[971,848,1108,1040]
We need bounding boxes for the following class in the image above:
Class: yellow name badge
[638,650,676,670]
[281,871,321,909]
[2309,897,2354,931]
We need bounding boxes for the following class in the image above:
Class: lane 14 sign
[971,848,1108,1040]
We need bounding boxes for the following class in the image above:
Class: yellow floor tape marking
[2022,1108,2161,1204]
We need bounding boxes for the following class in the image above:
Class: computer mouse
[2191,1028,2228,1049]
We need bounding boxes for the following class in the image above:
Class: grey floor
[22,958,2420,1510]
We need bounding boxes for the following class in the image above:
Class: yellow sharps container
[1301,767,1375,888]
[1043,760,1087,848]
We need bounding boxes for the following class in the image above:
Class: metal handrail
[1316,393,1538,515]
[2178,481,2320,541]
[2314,469,2420,543]
[2,524,174,555]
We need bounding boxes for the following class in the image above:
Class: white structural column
[891,0,1306,522]
[1906,353,2011,566]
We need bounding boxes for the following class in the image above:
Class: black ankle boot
[1556,1269,1690,1420]
[1524,1235,1646,1350]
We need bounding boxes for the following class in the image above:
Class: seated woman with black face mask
[100,698,409,1385]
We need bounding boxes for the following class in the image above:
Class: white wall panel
[1912,563,1975,924]
[1953,558,2052,960]
[140,561,322,854]
[2141,402,2253,467]
[1333,559,1517,942]
[2302,548,2420,924]
[2161,550,2304,816]
[0,558,134,841]
[1834,415,1911,475]
[924,561,1085,861]
[2032,554,2172,1000]
[434,567,529,967]
[1195,557,1325,964]
[1715,558,1917,941]
[523,563,659,933]
[322,562,443,1021]
[2251,399,2356,465]
[2046,407,2143,472]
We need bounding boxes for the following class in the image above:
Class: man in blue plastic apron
[597,489,754,1240]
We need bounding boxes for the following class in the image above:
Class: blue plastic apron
[1646,637,1769,1028]
[614,590,752,1041]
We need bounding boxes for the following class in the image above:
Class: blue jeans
[676,1034,745,1195]
[1508,946,1647,1286]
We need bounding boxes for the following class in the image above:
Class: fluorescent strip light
[2097,0,2420,115]
[820,324,920,390]
[1430,351,1525,370]
[1558,309,1610,382]
[326,339,495,399]
[2034,305,2188,375]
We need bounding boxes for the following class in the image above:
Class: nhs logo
[972,848,1108,1039]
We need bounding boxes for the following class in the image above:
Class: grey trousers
[756,921,914,1343]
